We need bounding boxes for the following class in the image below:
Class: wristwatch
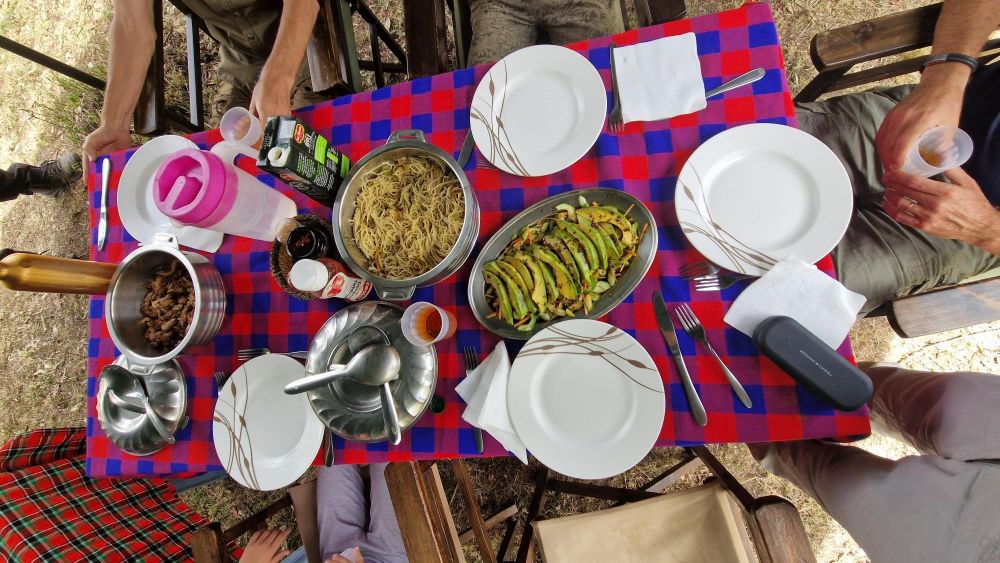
[921,53,980,73]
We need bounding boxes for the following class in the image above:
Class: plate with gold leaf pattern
[470,44,606,177]
[675,123,852,276]
[507,319,664,479]
[212,354,324,491]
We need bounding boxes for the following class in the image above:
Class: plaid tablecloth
[1,428,208,560]
[86,2,870,478]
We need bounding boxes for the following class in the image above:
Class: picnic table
[85,1,870,478]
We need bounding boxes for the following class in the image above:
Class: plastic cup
[219,106,262,148]
[401,302,457,346]
[900,125,973,178]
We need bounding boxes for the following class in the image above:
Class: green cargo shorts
[796,87,1000,315]
[467,0,624,66]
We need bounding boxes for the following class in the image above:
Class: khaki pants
[796,88,1000,315]
[752,366,1000,563]
[467,0,624,66]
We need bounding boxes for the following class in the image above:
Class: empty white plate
[117,135,224,252]
[507,319,665,479]
[675,123,852,276]
[213,354,324,491]
[470,44,607,177]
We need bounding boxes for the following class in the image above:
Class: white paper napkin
[723,256,866,349]
[613,33,707,123]
[455,341,528,463]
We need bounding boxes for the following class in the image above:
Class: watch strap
[922,53,980,73]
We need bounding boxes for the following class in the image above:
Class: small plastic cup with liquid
[219,106,262,149]
[900,125,973,178]
[401,302,458,346]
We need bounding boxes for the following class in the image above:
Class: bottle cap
[288,259,329,292]
[152,149,237,228]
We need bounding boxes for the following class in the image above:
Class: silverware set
[679,260,753,291]
[462,346,486,454]
[653,291,752,426]
[608,43,624,133]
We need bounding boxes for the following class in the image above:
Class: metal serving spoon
[100,364,176,444]
[282,343,401,395]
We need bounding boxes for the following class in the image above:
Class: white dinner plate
[507,319,665,479]
[675,123,852,276]
[117,135,224,252]
[213,354,324,491]
[470,44,607,177]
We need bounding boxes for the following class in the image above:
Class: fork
[462,346,486,454]
[674,304,752,408]
[693,273,751,292]
[679,260,721,279]
[213,370,228,389]
[237,348,309,361]
[608,42,624,133]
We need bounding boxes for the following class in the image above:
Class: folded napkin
[613,33,706,123]
[723,256,866,349]
[455,341,528,463]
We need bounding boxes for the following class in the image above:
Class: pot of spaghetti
[332,129,480,300]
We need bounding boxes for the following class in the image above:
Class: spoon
[100,365,175,444]
[283,343,401,395]
[346,326,402,444]
[107,389,145,415]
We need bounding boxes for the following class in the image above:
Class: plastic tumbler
[401,302,457,346]
[152,148,297,242]
[900,125,973,177]
[219,107,262,148]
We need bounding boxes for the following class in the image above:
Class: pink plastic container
[152,148,297,242]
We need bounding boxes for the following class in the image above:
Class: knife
[653,291,708,426]
[97,157,110,250]
[457,129,476,168]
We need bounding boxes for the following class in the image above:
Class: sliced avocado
[530,253,559,300]
[540,235,581,287]
[559,220,600,271]
[493,261,535,314]
[576,220,608,270]
[514,253,547,310]
[551,229,593,291]
[530,245,578,300]
[516,314,538,332]
[599,222,624,257]
[493,267,530,319]
[578,206,635,245]
[502,256,534,291]
[483,271,513,325]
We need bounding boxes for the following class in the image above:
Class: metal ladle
[283,343,401,395]
[100,364,176,445]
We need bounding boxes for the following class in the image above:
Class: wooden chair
[796,3,1000,337]
[519,446,815,563]
[403,0,688,76]
[384,460,520,563]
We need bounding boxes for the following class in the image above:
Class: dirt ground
[1,1,996,561]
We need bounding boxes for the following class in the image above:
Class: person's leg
[751,440,1000,563]
[866,364,1000,461]
[358,463,408,563]
[211,44,260,126]
[0,154,82,201]
[316,465,369,560]
[467,0,538,66]
[541,0,625,46]
[797,87,1000,314]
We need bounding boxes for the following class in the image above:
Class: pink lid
[152,149,237,228]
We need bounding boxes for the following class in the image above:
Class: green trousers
[796,87,999,315]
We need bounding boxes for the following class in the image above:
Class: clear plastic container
[900,126,974,177]
[401,302,457,346]
[152,147,297,242]
[219,107,262,149]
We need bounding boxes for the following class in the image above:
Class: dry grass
[0,1,993,562]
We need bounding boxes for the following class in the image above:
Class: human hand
[82,125,132,169]
[325,547,364,563]
[249,70,294,132]
[882,168,1000,250]
[874,65,969,172]
[238,529,291,563]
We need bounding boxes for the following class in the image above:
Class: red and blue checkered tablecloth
[85,2,870,478]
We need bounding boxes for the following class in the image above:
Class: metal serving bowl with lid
[105,232,226,367]
[332,129,480,301]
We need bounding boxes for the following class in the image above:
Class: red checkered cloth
[85,2,870,478]
[0,428,209,561]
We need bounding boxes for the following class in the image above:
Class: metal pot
[332,129,480,300]
[105,233,226,367]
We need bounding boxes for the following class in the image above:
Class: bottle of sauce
[0,251,118,294]
[288,258,371,301]
[286,225,334,260]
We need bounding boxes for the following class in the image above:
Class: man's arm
[82,0,157,165]
[875,0,1000,171]
[248,0,319,127]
